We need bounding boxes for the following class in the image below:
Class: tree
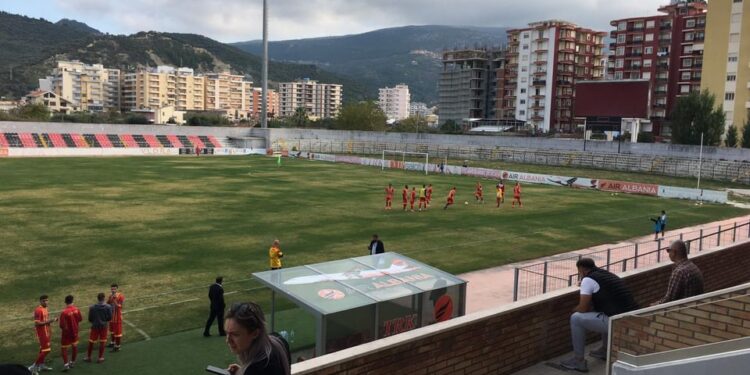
[743,121,750,149]
[725,124,739,148]
[333,101,386,131]
[13,103,49,121]
[439,120,462,134]
[389,116,428,133]
[290,107,309,128]
[669,90,725,146]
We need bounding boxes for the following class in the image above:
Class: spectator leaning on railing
[654,240,704,305]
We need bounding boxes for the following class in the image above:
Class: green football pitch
[0,155,746,372]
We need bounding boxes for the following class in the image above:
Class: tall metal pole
[697,132,703,191]
[261,0,269,128]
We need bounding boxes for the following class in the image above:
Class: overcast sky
[3,0,669,42]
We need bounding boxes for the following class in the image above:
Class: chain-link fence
[272,139,750,184]
[513,218,750,301]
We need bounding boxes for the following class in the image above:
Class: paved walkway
[459,214,750,313]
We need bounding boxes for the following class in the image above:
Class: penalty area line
[123,319,151,341]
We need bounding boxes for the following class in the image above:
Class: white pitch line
[123,319,151,341]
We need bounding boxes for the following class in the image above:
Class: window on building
[521,66,528,72]
[635,21,644,29]
[617,34,626,43]
[645,33,654,42]
[520,110,526,115]
[616,47,625,56]
[616,59,624,68]
[520,99,526,104]
[733,0,742,3]
[645,46,653,54]
[728,54,738,62]
[521,77,528,82]
[680,85,690,93]
[686,19,696,28]
[697,18,705,26]
[646,20,655,28]
[725,92,735,101]
[633,34,644,42]
[727,74,737,81]
[730,33,740,42]
[614,71,623,80]
[681,71,691,80]
[644,59,652,67]
[643,72,651,79]
[618,21,627,31]
[523,33,530,38]
[682,58,693,68]
[683,45,693,54]
[523,44,529,50]
[684,32,694,41]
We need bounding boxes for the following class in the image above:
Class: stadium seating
[0,132,223,148]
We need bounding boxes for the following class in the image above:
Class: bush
[637,132,655,143]
[125,115,150,124]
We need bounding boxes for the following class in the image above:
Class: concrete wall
[254,128,750,162]
[291,239,750,375]
[0,121,253,138]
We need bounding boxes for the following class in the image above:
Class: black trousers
[204,306,225,335]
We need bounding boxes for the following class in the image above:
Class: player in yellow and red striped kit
[107,284,125,352]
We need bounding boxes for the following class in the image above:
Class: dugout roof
[253,252,465,315]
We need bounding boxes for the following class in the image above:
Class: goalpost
[382,150,429,175]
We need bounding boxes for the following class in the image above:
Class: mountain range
[0,11,509,106]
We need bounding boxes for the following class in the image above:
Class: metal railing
[512,218,750,301]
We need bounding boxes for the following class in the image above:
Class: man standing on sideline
[107,284,125,352]
[85,293,112,363]
[402,185,409,211]
[655,240,704,304]
[270,239,284,270]
[59,295,82,372]
[30,295,57,374]
[203,276,226,337]
[560,258,638,372]
[368,234,385,255]
[384,183,394,210]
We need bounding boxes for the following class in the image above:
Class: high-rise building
[278,79,343,119]
[700,0,750,134]
[438,48,505,126]
[121,66,205,112]
[378,84,411,121]
[410,102,432,117]
[501,20,606,133]
[204,72,254,120]
[608,1,707,136]
[251,88,280,118]
[41,61,120,112]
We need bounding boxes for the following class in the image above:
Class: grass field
[0,155,746,371]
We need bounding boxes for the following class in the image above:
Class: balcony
[654,89,667,95]
[532,80,547,86]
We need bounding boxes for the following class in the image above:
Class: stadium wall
[257,129,750,184]
[255,128,750,162]
[292,239,750,375]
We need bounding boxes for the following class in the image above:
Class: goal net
[382,150,429,175]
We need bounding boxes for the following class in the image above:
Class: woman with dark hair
[225,302,290,375]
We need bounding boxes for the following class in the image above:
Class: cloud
[47,0,666,42]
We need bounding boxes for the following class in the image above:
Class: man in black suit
[368,234,385,255]
[203,276,226,337]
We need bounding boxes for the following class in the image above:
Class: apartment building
[251,88,280,118]
[701,0,750,133]
[40,61,120,112]
[204,72,254,120]
[278,79,343,119]
[410,102,433,117]
[608,0,707,135]
[121,66,206,112]
[378,84,411,121]
[500,20,606,133]
[438,48,504,126]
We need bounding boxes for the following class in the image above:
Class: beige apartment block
[701,0,750,134]
[40,60,120,112]
[204,72,254,120]
[279,79,343,120]
[379,84,411,121]
[121,66,205,112]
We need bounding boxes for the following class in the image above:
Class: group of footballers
[384,180,523,211]
[29,284,125,374]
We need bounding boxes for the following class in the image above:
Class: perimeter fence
[512,217,750,301]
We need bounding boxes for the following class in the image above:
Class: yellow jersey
[419,188,426,198]
[269,246,283,268]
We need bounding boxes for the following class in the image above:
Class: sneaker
[27,365,37,375]
[69,361,75,368]
[97,358,105,364]
[62,363,70,372]
[111,346,121,352]
[38,364,53,372]
[107,342,115,348]
[560,357,588,372]
[589,347,607,360]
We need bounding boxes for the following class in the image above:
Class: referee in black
[203,276,226,337]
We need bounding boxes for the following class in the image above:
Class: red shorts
[89,327,108,343]
[61,332,79,347]
[37,335,51,353]
[419,197,426,202]
[447,198,454,204]
[109,321,123,337]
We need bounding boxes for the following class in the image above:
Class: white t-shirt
[580,277,600,295]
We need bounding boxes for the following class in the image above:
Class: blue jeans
[570,312,609,358]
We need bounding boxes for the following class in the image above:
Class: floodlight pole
[261,0,269,129]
